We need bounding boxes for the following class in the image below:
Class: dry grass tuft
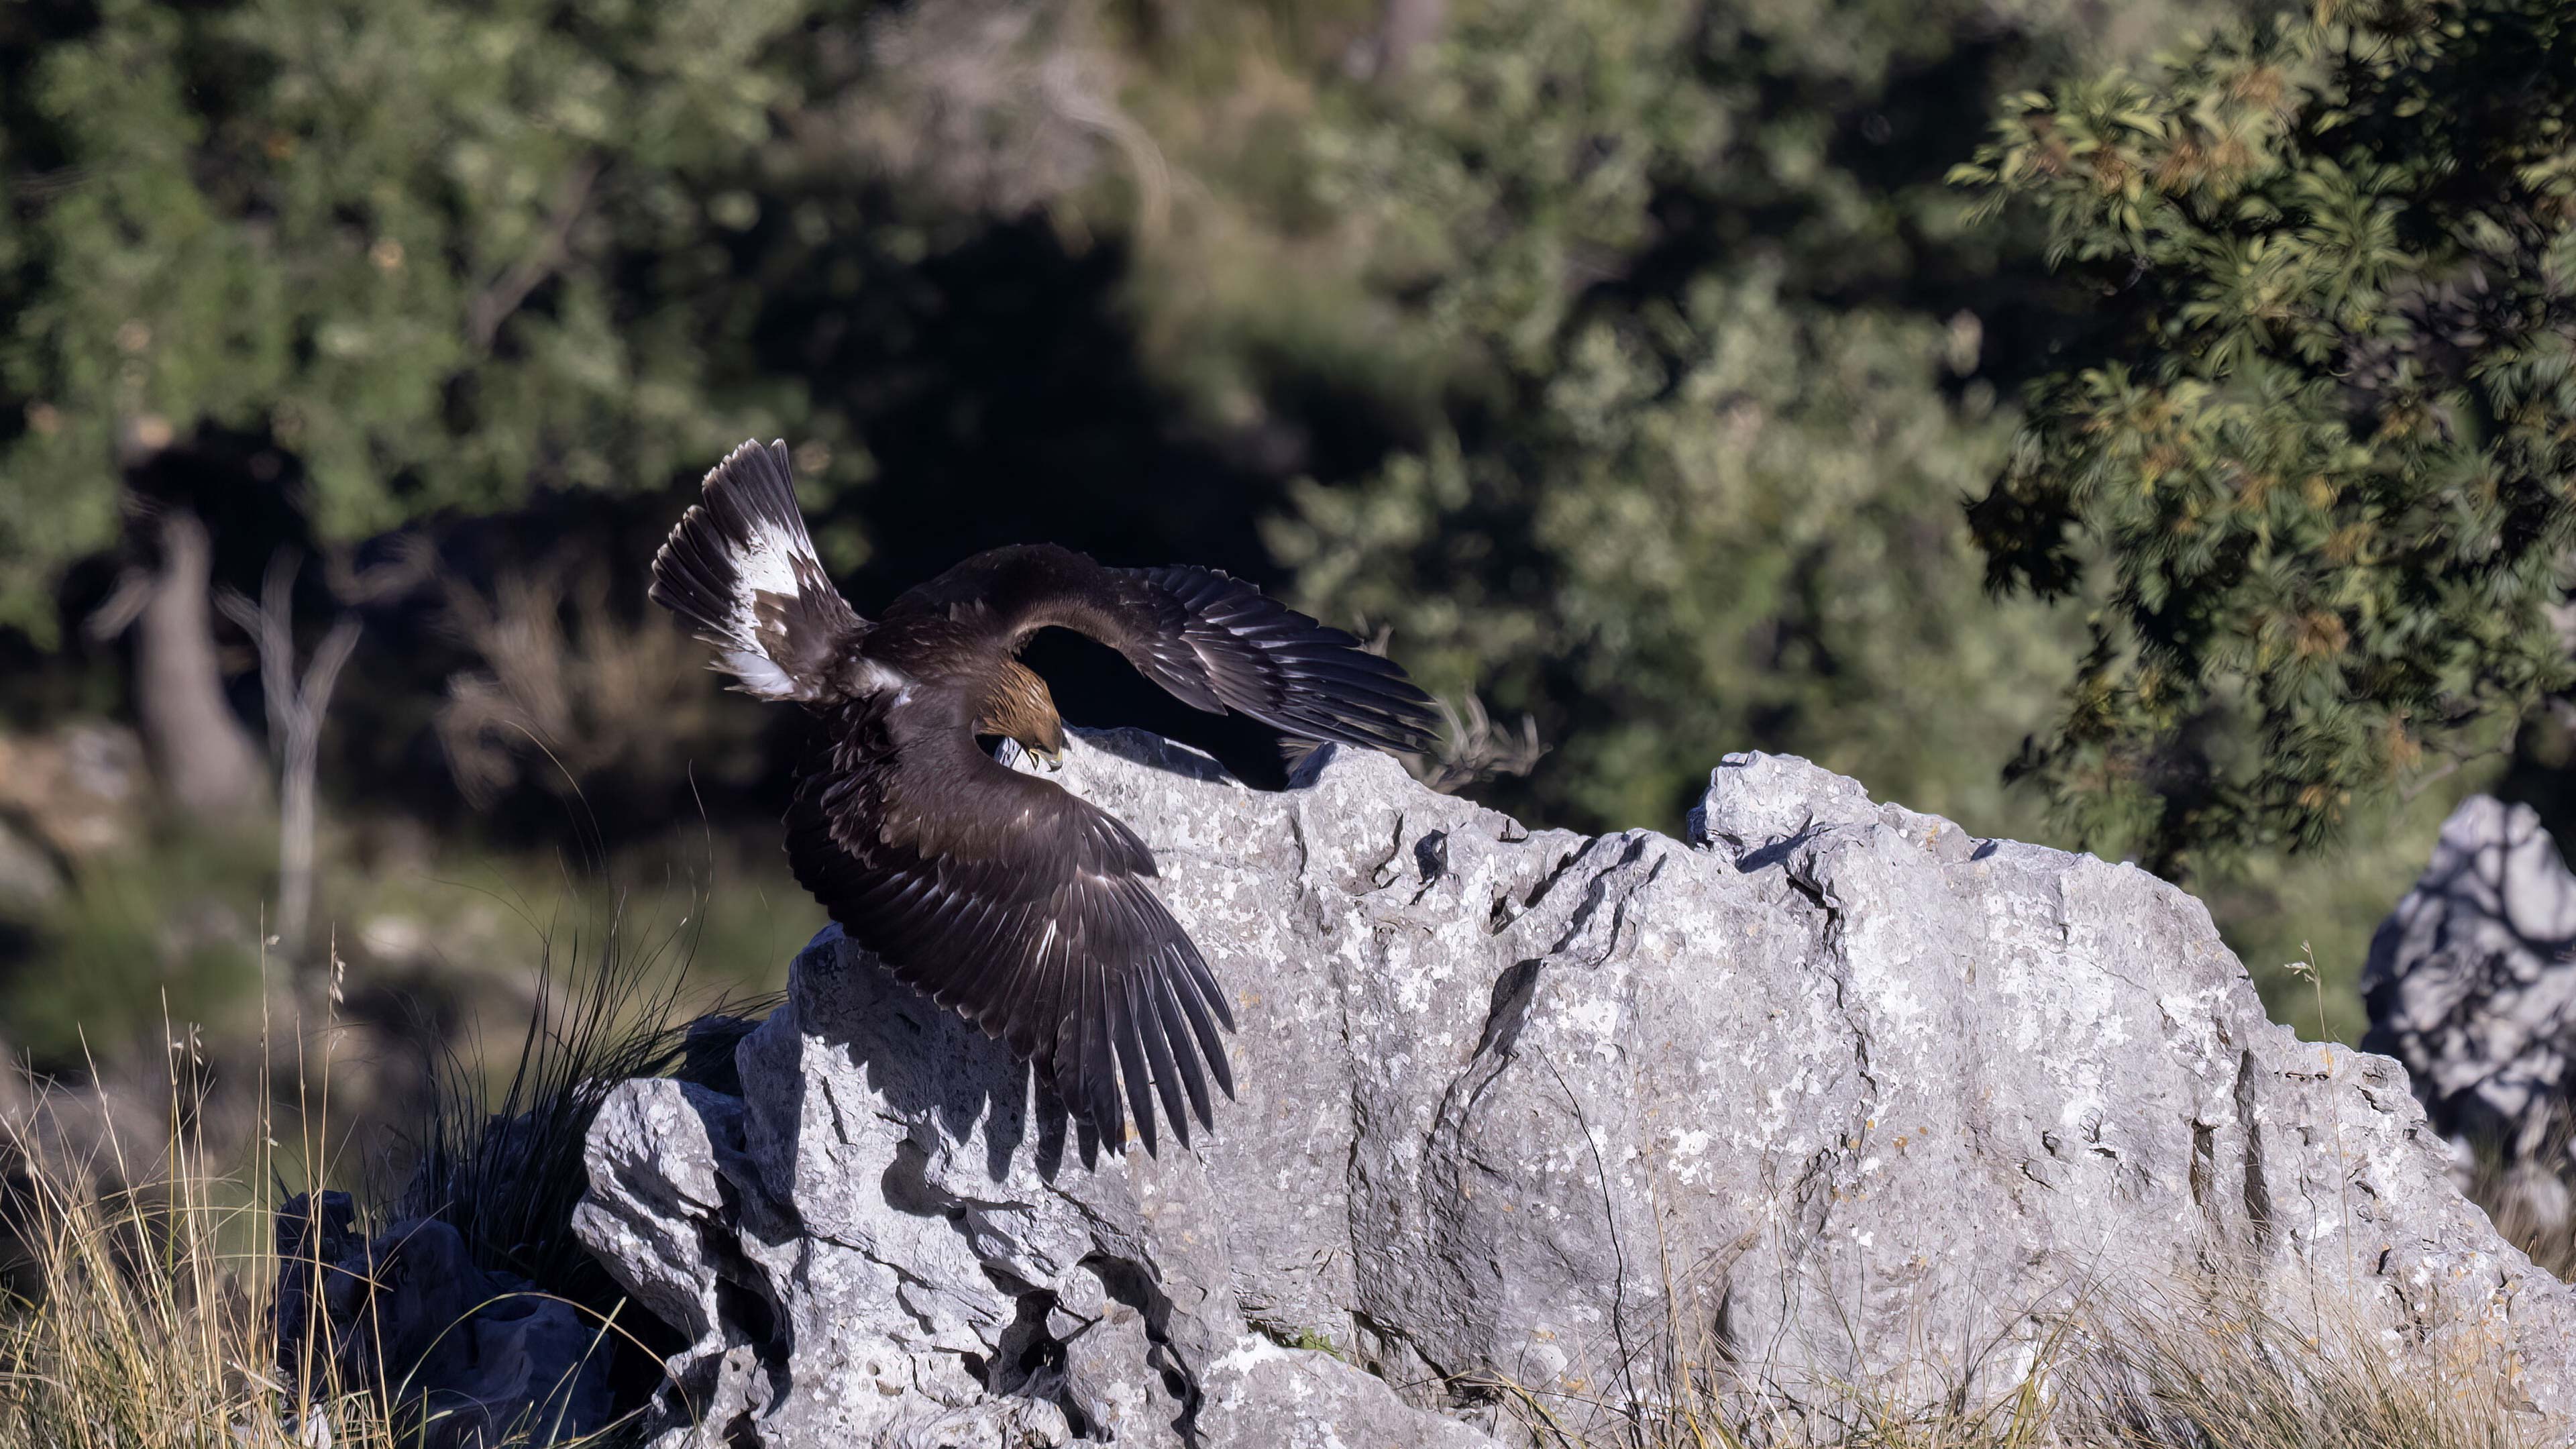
[0,1053,402,1448]
[433,554,749,810]
[2053,1291,2532,1449]
[2465,1126,2576,1286]
[1414,692,1548,796]
[1476,1260,2542,1448]
[0,893,752,1449]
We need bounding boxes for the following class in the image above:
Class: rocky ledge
[574,731,2576,1446]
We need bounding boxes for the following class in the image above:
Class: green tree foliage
[1954,0,2576,877]
[1258,0,2227,833]
[0,0,839,642]
[1275,275,2076,832]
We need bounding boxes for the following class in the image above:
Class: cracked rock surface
[577,732,2576,1444]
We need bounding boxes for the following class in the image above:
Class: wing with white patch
[650,439,865,702]
[783,690,1236,1155]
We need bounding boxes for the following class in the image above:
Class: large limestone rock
[579,731,2576,1445]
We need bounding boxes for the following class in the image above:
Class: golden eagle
[650,441,1438,1153]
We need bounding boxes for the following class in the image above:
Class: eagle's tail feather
[650,439,865,702]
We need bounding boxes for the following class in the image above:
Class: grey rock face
[581,732,2576,1444]
[2365,795,2576,1210]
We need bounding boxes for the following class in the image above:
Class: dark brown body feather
[651,442,1438,1153]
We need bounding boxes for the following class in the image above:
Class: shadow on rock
[576,916,1487,1448]
[2366,794,2576,1228]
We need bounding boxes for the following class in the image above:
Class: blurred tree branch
[217,553,360,959]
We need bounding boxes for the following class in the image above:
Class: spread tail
[649,439,864,702]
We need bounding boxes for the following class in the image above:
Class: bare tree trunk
[219,554,360,959]
[131,511,268,826]
[271,621,358,959]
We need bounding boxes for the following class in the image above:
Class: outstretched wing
[650,439,864,702]
[885,544,1440,754]
[786,689,1236,1155]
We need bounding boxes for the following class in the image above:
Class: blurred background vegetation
[0,0,2567,1146]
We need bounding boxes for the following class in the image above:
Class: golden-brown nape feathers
[974,659,1066,756]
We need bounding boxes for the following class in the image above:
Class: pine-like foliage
[1955,0,2576,877]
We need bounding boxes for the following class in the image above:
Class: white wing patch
[708,518,828,701]
[725,519,807,630]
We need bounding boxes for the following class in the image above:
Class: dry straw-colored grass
[0,902,724,1449]
[0,1045,407,1448]
[1469,1275,2541,1449]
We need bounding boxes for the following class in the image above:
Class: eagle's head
[979,658,1068,771]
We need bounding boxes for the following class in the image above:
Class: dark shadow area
[1026,631,1301,790]
[753,218,1290,587]
[2496,706,2576,875]
[1071,724,1246,787]
[746,213,1347,790]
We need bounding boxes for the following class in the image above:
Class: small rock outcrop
[273,1191,614,1448]
[2365,794,2576,1216]
[579,733,2576,1445]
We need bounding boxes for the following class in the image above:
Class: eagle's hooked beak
[1035,745,1066,772]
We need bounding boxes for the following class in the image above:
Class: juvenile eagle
[650,441,1439,1154]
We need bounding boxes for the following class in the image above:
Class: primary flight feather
[649,440,1440,1154]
